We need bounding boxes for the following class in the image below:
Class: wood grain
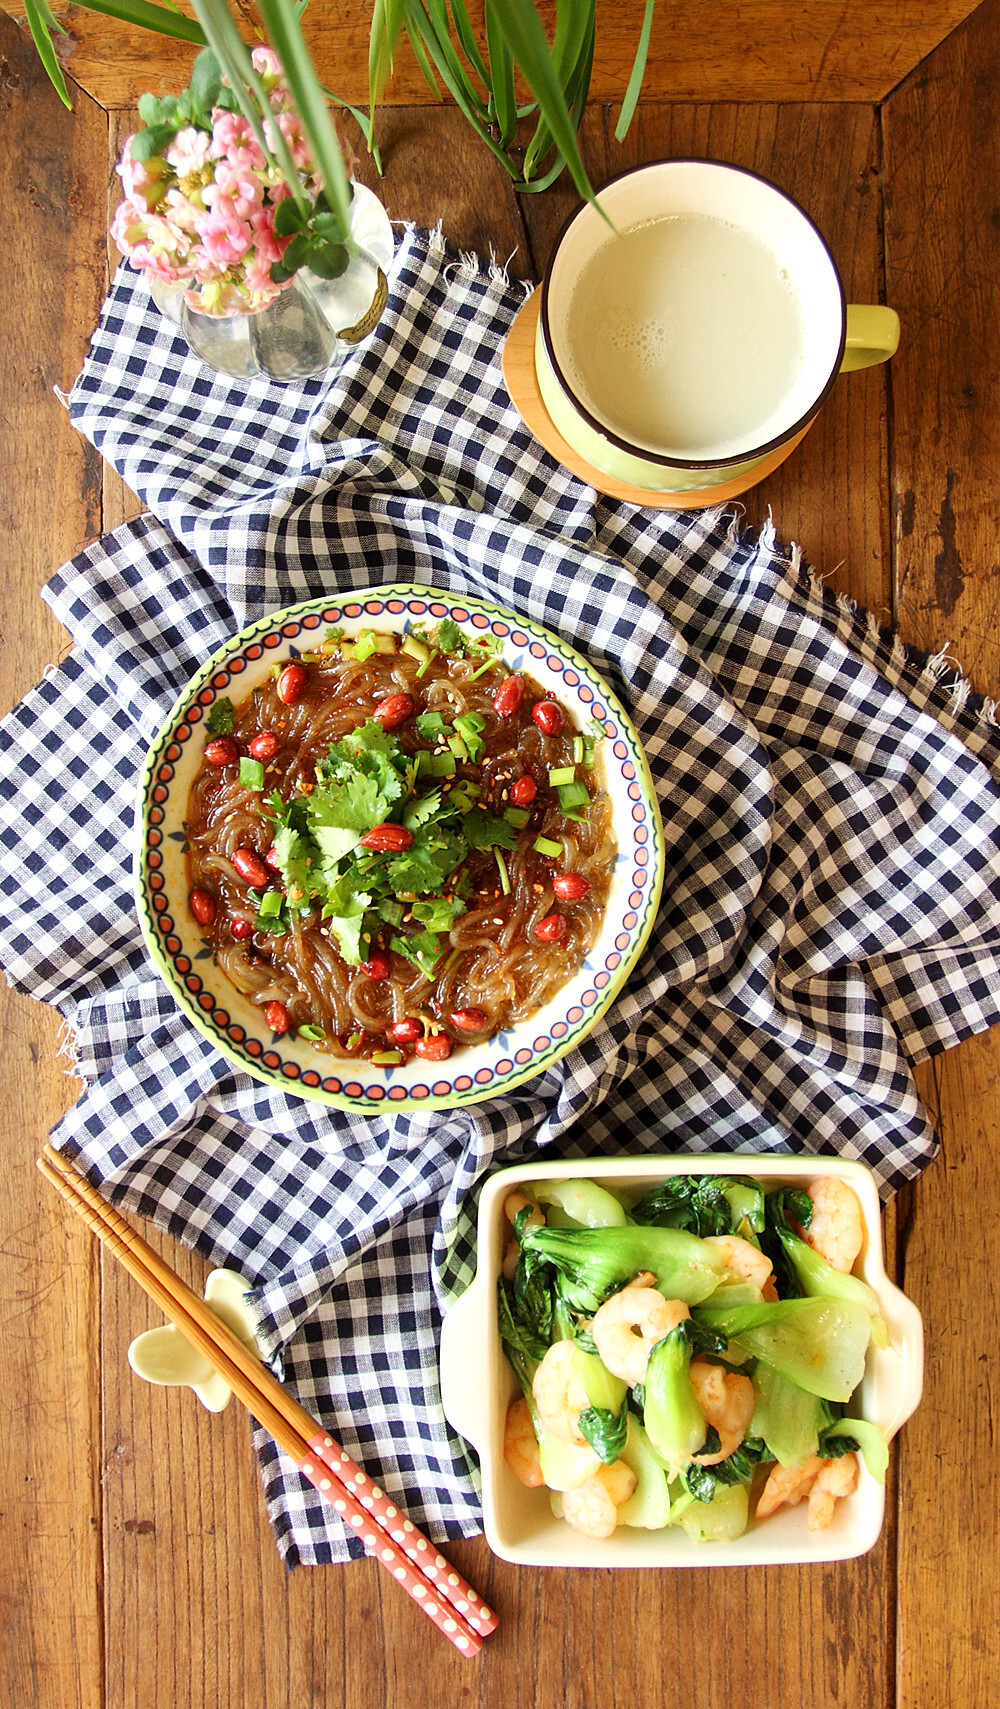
[883,3,1000,1703]
[0,0,985,110]
[0,12,108,1709]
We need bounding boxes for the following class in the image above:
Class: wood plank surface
[0,0,985,110]
[883,2,1000,1703]
[4,2,1000,1706]
[0,12,107,1709]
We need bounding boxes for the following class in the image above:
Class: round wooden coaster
[501,289,809,510]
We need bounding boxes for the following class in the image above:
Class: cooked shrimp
[705,1234,775,1293]
[562,1460,638,1539]
[755,1455,825,1519]
[531,1339,591,1444]
[688,1358,755,1465]
[803,1178,864,1273]
[503,1398,545,1487]
[755,1452,858,1529]
[503,1190,545,1232]
[501,1192,545,1281]
[807,1453,858,1530]
[590,1288,690,1386]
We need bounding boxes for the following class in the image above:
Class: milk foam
[563,214,806,458]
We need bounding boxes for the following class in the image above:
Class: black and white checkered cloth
[4,225,1000,1564]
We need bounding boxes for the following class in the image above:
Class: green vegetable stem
[519,1222,728,1313]
[642,1323,708,1473]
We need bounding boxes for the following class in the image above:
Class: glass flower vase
[150,182,394,383]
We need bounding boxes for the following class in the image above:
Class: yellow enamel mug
[535,159,899,496]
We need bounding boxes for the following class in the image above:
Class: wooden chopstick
[38,1146,496,1657]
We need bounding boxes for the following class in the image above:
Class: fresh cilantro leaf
[387,826,465,894]
[436,618,463,655]
[403,789,445,832]
[312,823,362,875]
[391,928,445,976]
[306,774,386,836]
[321,877,373,964]
[319,720,406,807]
[272,825,319,909]
[376,898,404,927]
[206,698,235,734]
[463,808,519,851]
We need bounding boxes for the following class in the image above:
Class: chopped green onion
[240,757,265,790]
[448,735,467,760]
[402,635,431,662]
[426,752,457,777]
[468,653,502,683]
[583,750,596,770]
[495,848,511,895]
[590,717,607,740]
[534,835,563,858]
[548,765,576,787]
[557,780,590,812]
[504,806,531,828]
[373,1050,404,1065]
[297,1023,326,1041]
[258,889,283,918]
[572,736,584,764]
[352,629,378,662]
[269,664,282,679]
[454,712,486,762]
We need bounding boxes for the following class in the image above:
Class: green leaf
[305,239,350,279]
[390,927,445,976]
[188,45,223,114]
[463,807,518,851]
[614,0,655,141]
[205,697,235,735]
[131,124,178,160]
[271,824,319,910]
[279,232,314,272]
[483,0,516,147]
[70,0,205,45]
[22,0,71,109]
[447,0,490,90]
[274,197,307,237]
[255,0,354,239]
[486,0,597,208]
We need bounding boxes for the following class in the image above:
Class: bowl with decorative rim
[134,584,666,1112]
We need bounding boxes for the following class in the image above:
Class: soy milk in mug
[564,213,806,457]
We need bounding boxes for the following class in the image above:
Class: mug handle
[840,304,901,372]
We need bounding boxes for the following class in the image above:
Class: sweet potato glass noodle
[185,642,617,1061]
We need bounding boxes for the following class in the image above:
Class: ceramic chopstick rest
[127,1268,262,1413]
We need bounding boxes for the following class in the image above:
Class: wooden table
[2,3,998,1704]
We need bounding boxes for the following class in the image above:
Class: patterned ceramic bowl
[134,585,665,1112]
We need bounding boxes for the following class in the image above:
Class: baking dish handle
[439,1275,493,1453]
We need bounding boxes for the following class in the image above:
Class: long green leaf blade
[23,0,71,107]
[407,0,491,120]
[255,0,353,237]
[614,0,654,141]
[483,0,516,147]
[448,0,490,89]
[190,0,281,177]
[69,0,205,44]
[488,0,594,205]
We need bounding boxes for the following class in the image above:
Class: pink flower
[248,205,285,267]
[117,144,168,211]
[250,45,282,83]
[203,159,263,222]
[196,209,254,266]
[210,110,265,169]
[243,252,285,300]
[265,109,312,172]
[165,126,213,176]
